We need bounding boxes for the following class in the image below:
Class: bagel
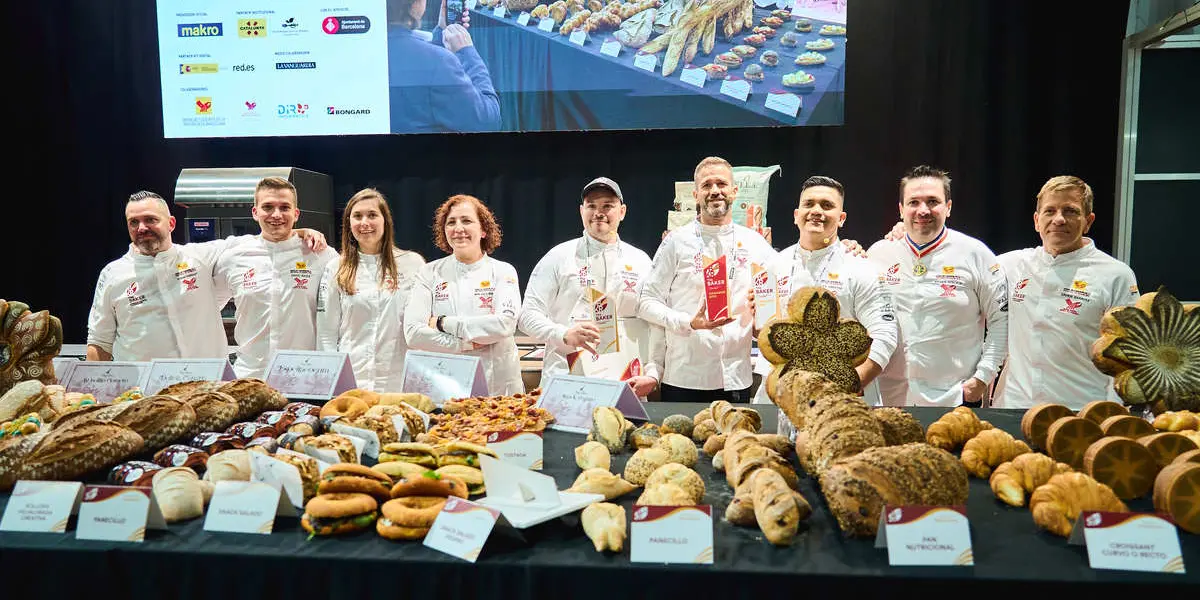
[389,472,468,499]
[320,393,371,420]
[377,496,445,540]
[301,492,378,536]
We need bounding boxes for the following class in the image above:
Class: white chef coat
[638,221,777,391]
[403,255,524,395]
[993,239,1139,410]
[518,233,663,384]
[751,240,899,407]
[867,228,1009,407]
[216,235,340,379]
[87,240,236,361]
[316,249,425,392]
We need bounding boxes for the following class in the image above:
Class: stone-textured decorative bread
[927,406,993,451]
[1138,432,1199,468]
[0,299,63,395]
[758,287,872,395]
[960,429,1031,478]
[1100,414,1156,439]
[18,420,143,482]
[989,453,1072,508]
[1020,404,1073,450]
[1046,416,1104,469]
[182,391,240,438]
[1153,410,1200,432]
[1030,472,1127,537]
[1091,287,1200,414]
[872,408,924,446]
[1078,400,1129,425]
[819,443,968,538]
[113,395,197,452]
[1082,437,1157,499]
[1153,462,1199,534]
[219,378,286,421]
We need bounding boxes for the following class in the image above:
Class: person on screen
[387,0,501,133]
[215,177,339,379]
[316,189,426,391]
[404,195,523,395]
[866,165,1009,408]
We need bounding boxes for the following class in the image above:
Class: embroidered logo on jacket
[1060,298,1083,315]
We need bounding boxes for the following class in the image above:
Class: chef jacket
[87,240,237,361]
[404,255,524,395]
[993,240,1139,409]
[518,233,663,384]
[638,221,777,391]
[316,249,426,392]
[867,228,1009,407]
[751,240,898,407]
[217,235,339,378]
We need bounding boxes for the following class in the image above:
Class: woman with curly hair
[403,194,523,394]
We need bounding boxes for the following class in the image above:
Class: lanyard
[788,240,839,295]
[905,228,947,276]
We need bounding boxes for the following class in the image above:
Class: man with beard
[639,157,776,403]
[867,165,1008,407]
[519,177,661,398]
[215,177,340,378]
[752,176,897,409]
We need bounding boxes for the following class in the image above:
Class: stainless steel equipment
[173,167,336,243]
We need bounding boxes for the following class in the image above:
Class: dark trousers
[659,383,754,404]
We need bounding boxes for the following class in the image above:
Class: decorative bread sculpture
[989,453,1072,508]
[0,300,63,395]
[1091,287,1200,414]
[1045,416,1104,469]
[758,286,872,396]
[1100,414,1156,439]
[960,429,1032,478]
[1078,400,1128,425]
[1030,472,1128,537]
[926,406,993,451]
[1020,404,1073,450]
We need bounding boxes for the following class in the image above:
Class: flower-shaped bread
[1091,287,1200,414]
[758,286,872,399]
[0,300,63,396]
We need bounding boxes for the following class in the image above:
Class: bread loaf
[803,394,885,475]
[182,391,240,438]
[113,395,197,451]
[18,420,143,482]
[872,407,924,446]
[219,378,286,421]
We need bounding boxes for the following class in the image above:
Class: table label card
[702,255,729,321]
[142,359,235,395]
[330,421,381,459]
[1071,511,1185,573]
[631,505,714,564]
[600,39,621,57]
[62,362,151,402]
[424,496,502,563]
[248,452,307,511]
[0,481,83,533]
[680,66,707,88]
[401,350,488,406]
[203,481,288,534]
[538,17,555,32]
[52,357,79,384]
[570,30,588,46]
[76,486,166,542]
[536,373,648,433]
[517,12,531,25]
[493,6,506,17]
[765,90,801,118]
[634,53,657,72]
[875,505,974,566]
[486,431,544,470]
[720,78,751,102]
[264,350,355,401]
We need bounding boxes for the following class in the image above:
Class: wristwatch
[436,315,446,333]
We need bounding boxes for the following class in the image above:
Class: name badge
[630,505,714,564]
[875,505,974,566]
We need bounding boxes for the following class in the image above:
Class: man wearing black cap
[518,177,662,398]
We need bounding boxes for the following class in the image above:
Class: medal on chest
[906,229,946,278]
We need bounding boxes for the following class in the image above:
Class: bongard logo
[326,106,371,115]
[232,64,255,72]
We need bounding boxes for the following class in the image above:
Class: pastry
[653,433,698,468]
[759,50,779,67]
[567,468,637,500]
[629,422,662,449]
[560,9,591,35]
[153,444,209,471]
[284,402,322,418]
[872,408,924,446]
[715,52,742,68]
[378,392,435,414]
[320,392,371,421]
[575,440,612,471]
[226,421,276,442]
[743,33,766,47]
[750,469,806,546]
[730,45,757,58]
[623,447,670,485]
[960,429,1032,478]
[436,465,485,496]
[645,463,705,504]
[108,460,163,487]
[782,70,816,88]
[926,406,992,450]
[191,432,246,455]
[301,492,378,537]
[819,24,847,36]
[702,63,727,81]
[589,406,631,453]
[779,31,799,47]
[636,482,692,506]
[152,466,206,523]
[752,26,777,38]
[1046,416,1104,469]
[1153,462,1199,533]
[743,63,765,82]
[425,391,552,445]
[805,38,834,51]
[794,51,827,66]
[0,412,42,439]
[307,433,359,464]
[758,287,872,394]
[1083,437,1157,499]
[203,449,251,482]
[760,16,783,27]
[795,18,812,32]
[1154,410,1200,431]
[581,503,626,552]
[1100,414,1156,439]
[1078,400,1129,425]
[1030,472,1128,537]
[989,453,1072,507]
[1138,432,1199,468]
[531,4,550,18]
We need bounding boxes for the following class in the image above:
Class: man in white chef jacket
[752,176,898,408]
[518,177,663,398]
[639,157,777,403]
[215,177,340,378]
[867,165,1009,407]
[992,176,1139,409]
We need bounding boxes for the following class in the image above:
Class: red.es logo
[1060,298,1082,315]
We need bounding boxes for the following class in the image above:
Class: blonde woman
[404,194,523,394]
[317,189,425,391]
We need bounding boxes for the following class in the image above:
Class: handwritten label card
[423,497,502,563]
[536,373,648,433]
[401,350,488,406]
[0,481,83,533]
[75,486,167,542]
[486,431,544,470]
[142,359,235,395]
[1071,511,1186,573]
[62,362,151,402]
[875,505,974,566]
[203,481,290,534]
[264,350,355,400]
[517,12,531,25]
[634,53,657,72]
[765,90,801,118]
[631,505,714,564]
[680,66,707,88]
[600,39,621,57]
[720,77,751,102]
[569,30,588,46]
[538,17,555,32]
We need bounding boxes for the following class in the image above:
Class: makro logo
[326,106,371,116]
[238,19,267,37]
[178,22,223,37]
[179,63,218,74]
[276,61,316,70]
[232,64,255,72]
[195,97,213,114]
[278,103,309,118]
[322,16,371,34]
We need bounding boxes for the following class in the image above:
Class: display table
[1,405,1194,597]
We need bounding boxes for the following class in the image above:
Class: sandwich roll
[372,460,434,483]
[389,471,468,499]
[318,463,393,502]
[301,492,378,537]
[379,442,439,468]
[435,465,485,496]
[436,441,498,468]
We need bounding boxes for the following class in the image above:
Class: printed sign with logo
[76,486,167,542]
[0,481,84,533]
[486,430,543,470]
[203,481,294,534]
[631,505,714,564]
[702,255,729,321]
[536,373,648,433]
[264,350,355,400]
[1070,511,1185,573]
[751,263,780,330]
[423,496,503,563]
[586,287,620,354]
[62,362,151,402]
[51,357,80,385]
[400,350,489,406]
[875,505,974,566]
[142,359,236,394]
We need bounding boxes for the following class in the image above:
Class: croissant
[961,429,1032,478]
[581,502,626,552]
[567,468,637,500]
[989,453,1073,507]
[1154,411,1199,432]
[1030,472,1128,537]
[926,406,993,450]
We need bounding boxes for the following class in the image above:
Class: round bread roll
[653,433,698,468]
[1083,437,1157,499]
[645,463,705,504]
[1100,414,1156,439]
[660,414,694,438]
[623,448,670,485]
[693,408,713,427]
[203,449,251,482]
[636,483,693,506]
[692,419,718,444]
[574,441,611,471]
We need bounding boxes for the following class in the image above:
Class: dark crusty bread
[18,420,143,482]
[113,395,197,452]
[219,379,287,421]
[183,391,240,438]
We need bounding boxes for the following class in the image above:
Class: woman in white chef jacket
[317,188,425,391]
[404,194,524,395]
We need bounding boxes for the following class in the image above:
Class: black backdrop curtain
[7,0,1131,343]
